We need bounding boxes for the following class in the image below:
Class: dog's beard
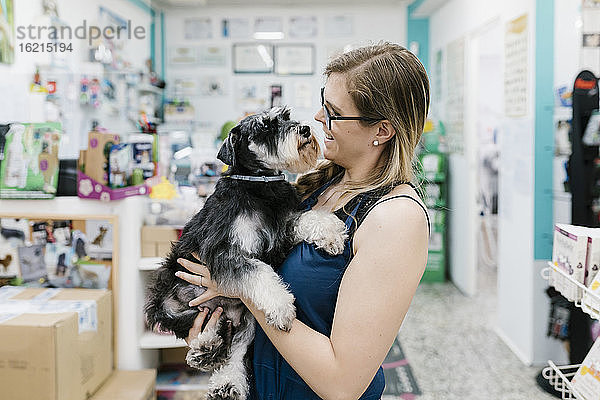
[249,129,320,174]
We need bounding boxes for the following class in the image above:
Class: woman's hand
[176,255,236,306]
[185,305,227,345]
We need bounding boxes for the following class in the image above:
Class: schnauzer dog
[144,106,348,400]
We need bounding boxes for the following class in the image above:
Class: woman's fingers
[175,270,204,287]
[189,289,220,306]
[177,257,211,277]
[205,306,223,330]
[185,307,209,345]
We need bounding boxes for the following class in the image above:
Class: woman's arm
[244,199,428,400]
[177,198,428,400]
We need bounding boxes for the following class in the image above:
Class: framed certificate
[275,44,315,75]
[232,43,274,73]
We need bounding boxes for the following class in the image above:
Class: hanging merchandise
[80,76,90,105]
[583,111,600,146]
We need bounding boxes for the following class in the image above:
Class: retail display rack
[542,262,600,399]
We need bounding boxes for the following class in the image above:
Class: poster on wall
[199,75,227,96]
[169,46,198,66]
[197,46,226,67]
[185,18,212,40]
[233,43,273,73]
[324,16,353,37]
[222,18,251,38]
[254,17,283,35]
[446,38,465,154]
[504,14,528,118]
[289,16,318,38]
[275,45,314,75]
[0,0,13,64]
[234,81,268,112]
[294,82,313,109]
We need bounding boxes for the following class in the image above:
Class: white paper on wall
[504,14,528,118]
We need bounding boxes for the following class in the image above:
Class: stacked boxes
[0,287,112,400]
[141,226,179,258]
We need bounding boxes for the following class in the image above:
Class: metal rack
[541,261,600,399]
[541,361,585,400]
[541,261,600,319]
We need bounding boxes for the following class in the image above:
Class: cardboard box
[0,287,112,400]
[91,370,156,400]
[86,131,120,185]
[141,226,178,257]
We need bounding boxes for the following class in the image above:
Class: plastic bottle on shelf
[4,124,28,188]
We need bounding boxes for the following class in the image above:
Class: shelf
[139,331,187,349]
[138,84,164,95]
[139,257,164,271]
[542,361,584,400]
[542,262,600,319]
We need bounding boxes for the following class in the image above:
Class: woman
[176,42,430,400]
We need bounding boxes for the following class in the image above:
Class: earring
[373,140,379,146]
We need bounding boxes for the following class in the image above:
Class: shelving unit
[139,257,164,271]
[0,196,152,369]
[542,261,600,398]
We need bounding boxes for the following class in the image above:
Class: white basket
[542,361,584,400]
[542,262,600,319]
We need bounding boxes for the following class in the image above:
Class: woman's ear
[374,120,396,145]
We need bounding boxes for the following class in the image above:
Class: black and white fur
[144,106,348,400]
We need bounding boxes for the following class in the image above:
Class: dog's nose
[300,125,311,138]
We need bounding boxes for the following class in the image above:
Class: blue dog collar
[228,174,286,183]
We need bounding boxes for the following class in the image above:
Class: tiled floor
[397,265,558,400]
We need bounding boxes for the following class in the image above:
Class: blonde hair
[296,42,430,207]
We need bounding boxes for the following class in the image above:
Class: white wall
[0,0,152,158]
[163,5,407,138]
[429,0,568,365]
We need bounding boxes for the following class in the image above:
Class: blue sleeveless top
[250,177,388,400]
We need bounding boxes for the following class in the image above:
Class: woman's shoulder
[356,183,429,236]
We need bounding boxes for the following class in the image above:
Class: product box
[571,337,600,398]
[141,225,179,257]
[0,287,112,400]
[78,170,150,201]
[90,370,156,400]
[0,122,61,199]
[552,224,592,301]
[86,131,120,185]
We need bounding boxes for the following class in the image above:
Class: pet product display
[571,337,600,398]
[551,224,600,301]
[85,131,121,185]
[0,123,61,199]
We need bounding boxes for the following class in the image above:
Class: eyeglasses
[320,87,382,130]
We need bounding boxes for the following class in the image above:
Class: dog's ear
[217,127,238,166]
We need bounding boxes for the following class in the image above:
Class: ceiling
[150,0,408,9]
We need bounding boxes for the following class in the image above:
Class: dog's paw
[265,299,296,332]
[186,331,228,371]
[207,383,243,400]
[311,213,348,255]
[186,346,227,372]
[295,210,348,255]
